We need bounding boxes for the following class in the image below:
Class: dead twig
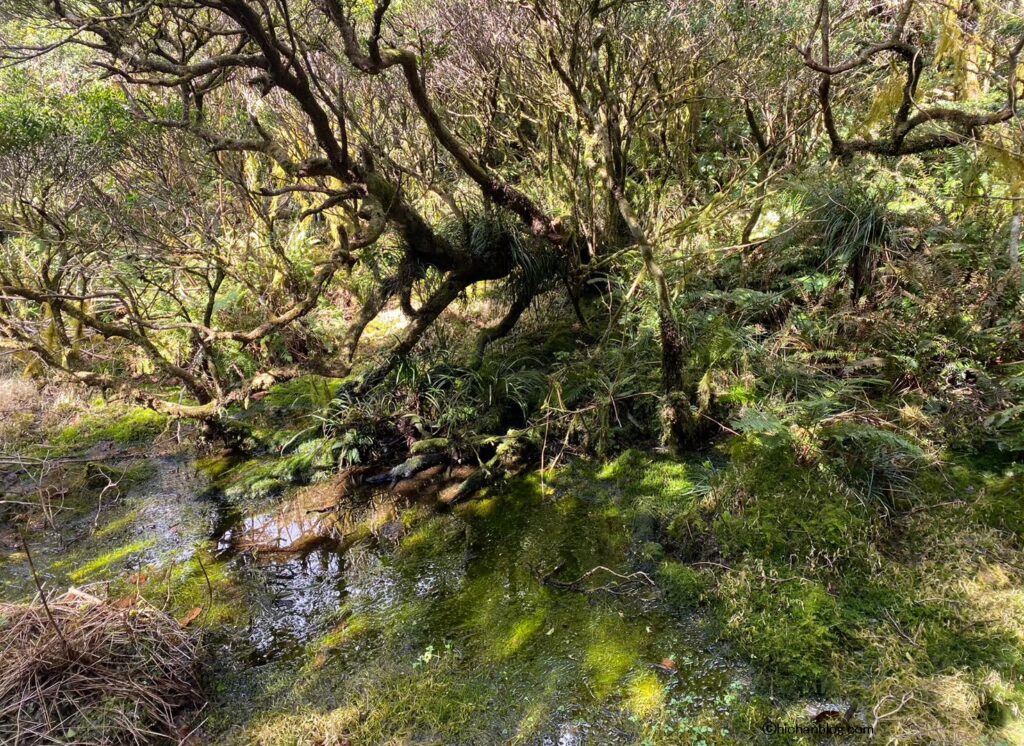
[18,530,72,656]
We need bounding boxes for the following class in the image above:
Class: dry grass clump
[0,587,201,745]
[0,374,85,450]
[0,376,42,448]
[0,376,38,414]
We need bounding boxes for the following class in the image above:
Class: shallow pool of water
[3,449,749,744]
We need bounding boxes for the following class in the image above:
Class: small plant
[800,175,917,300]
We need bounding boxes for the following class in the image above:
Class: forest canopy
[1,0,1021,447]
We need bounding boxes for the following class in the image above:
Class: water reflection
[234,547,346,664]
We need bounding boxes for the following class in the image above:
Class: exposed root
[542,565,657,597]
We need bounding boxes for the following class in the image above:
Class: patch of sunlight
[54,407,165,448]
[583,614,643,696]
[502,608,548,657]
[596,451,640,481]
[363,308,410,339]
[600,504,625,520]
[898,403,930,427]
[164,553,244,626]
[364,501,398,534]
[965,563,1024,642]
[398,526,433,555]
[398,516,459,558]
[927,673,983,725]
[318,613,373,650]
[457,495,500,519]
[996,720,1024,746]
[759,209,782,234]
[92,509,140,540]
[637,462,695,505]
[625,670,665,718]
[249,705,360,746]
[512,700,551,743]
[68,537,156,582]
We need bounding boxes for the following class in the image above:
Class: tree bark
[1010,213,1021,270]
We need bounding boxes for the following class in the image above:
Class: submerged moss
[67,538,157,583]
[201,467,742,745]
[161,550,248,627]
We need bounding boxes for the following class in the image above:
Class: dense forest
[1,0,1024,742]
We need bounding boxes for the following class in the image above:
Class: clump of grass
[0,376,86,453]
[0,586,201,744]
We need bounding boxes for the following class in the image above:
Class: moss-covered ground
[199,469,746,745]
[3,401,1024,743]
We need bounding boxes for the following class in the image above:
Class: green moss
[202,466,739,745]
[20,444,1019,744]
[713,439,871,561]
[220,459,292,502]
[92,509,142,540]
[712,562,844,697]
[639,540,665,564]
[159,550,248,627]
[579,608,652,695]
[594,449,700,517]
[67,538,156,583]
[398,515,463,560]
[218,441,341,503]
[247,477,287,499]
[53,407,166,450]
[263,376,338,412]
[91,460,158,491]
[657,561,709,609]
[316,613,374,651]
[975,465,1024,538]
[196,452,239,481]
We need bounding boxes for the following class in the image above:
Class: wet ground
[0,446,748,744]
[0,454,215,599]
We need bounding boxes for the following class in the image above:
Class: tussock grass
[0,586,201,744]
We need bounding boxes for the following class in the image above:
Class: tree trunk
[1010,213,1021,270]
